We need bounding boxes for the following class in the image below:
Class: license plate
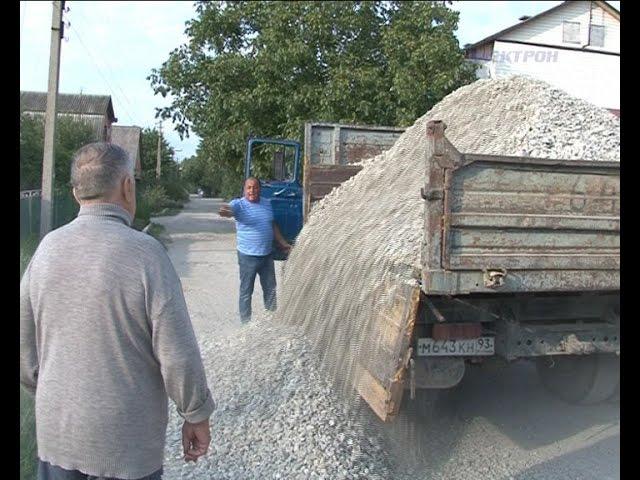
[417,337,495,356]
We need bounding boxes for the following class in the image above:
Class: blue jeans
[237,251,276,322]
[37,461,162,480]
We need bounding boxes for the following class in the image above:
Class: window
[563,21,580,43]
[590,24,605,47]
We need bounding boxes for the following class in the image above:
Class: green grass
[146,223,171,249]
[151,206,183,217]
[20,234,39,480]
[20,388,37,480]
[147,223,166,238]
[20,234,39,277]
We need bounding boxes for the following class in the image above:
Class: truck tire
[536,354,619,405]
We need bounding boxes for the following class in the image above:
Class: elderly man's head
[70,142,137,217]
[244,177,261,203]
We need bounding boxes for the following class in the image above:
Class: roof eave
[107,98,117,123]
[465,1,620,53]
[596,1,620,20]
[464,1,571,53]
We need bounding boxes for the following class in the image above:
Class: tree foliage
[149,1,476,197]
[20,114,97,191]
[140,127,178,181]
[136,127,190,222]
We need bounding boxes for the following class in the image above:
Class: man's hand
[182,419,211,463]
[219,204,233,218]
[273,223,292,254]
[279,242,292,254]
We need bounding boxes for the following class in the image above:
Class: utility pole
[156,122,163,180]
[40,0,65,239]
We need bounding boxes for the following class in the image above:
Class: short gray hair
[70,142,134,200]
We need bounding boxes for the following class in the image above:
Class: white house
[464,1,620,116]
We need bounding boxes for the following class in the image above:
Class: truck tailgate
[422,121,620,295]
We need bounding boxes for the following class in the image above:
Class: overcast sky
[20,1,620,162]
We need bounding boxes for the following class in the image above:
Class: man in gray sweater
[20,143,215,480]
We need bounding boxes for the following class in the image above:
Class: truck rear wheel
[536,354,619,405]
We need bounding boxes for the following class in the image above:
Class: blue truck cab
[243,137,304,260]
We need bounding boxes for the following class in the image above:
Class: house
[464,1,620,116]
[20,91,118,140]
[110,125,143,180]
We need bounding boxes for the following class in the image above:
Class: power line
[69,6,138,116]
[66,22,136,124]
[68,24,136,124]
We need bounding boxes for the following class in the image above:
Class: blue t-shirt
[229,197,274,256]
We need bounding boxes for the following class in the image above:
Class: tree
[140,127,177,181]
[138,127,190,204]
[148,1,476,197]
[20,113,97,191]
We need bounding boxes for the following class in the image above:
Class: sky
[20,1,620,162]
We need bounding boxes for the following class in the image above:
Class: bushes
[20,113,97,191]
[135,184,166,227]
[160,178,189,203]
[134,181,188,229]
[20,234,39,276]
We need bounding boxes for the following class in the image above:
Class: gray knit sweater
[20,203,215,479]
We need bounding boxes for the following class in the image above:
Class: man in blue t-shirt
[219,177,292,323]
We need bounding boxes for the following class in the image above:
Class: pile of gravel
[277,75,620,418]
[306,75,620,269]
[162,317,393,480]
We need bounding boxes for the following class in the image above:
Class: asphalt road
[152,196,620,480]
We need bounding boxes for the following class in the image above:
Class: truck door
[245,139,303,260]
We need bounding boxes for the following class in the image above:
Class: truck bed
[303,122,405,221]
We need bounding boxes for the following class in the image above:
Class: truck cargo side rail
[421,120,620,295]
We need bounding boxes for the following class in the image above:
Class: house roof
[464,1,620,52]
[20,91,117,122]
[110,125,143,178]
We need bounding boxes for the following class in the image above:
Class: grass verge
[20,234,39,480]
[146,223,171,249]
[152,206,183,217]
[20,388,37,480]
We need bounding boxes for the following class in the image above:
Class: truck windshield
[249,143,296,182]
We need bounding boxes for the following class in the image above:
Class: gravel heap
[162,316,393,480]
[306,75,620,269]
[277,75,620,411]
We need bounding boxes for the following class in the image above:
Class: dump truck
[244,120,620,422]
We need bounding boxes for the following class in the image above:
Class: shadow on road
[504,435,620,480]
[448,361,620,451]
[348,360,619,477]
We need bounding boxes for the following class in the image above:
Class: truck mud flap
[355,279,420,422]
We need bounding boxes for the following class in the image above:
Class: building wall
[500,1,619,54]
[485,40,619,110]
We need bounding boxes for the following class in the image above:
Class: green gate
[20,190,79,241]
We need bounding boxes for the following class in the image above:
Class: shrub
[160,178,190,203]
